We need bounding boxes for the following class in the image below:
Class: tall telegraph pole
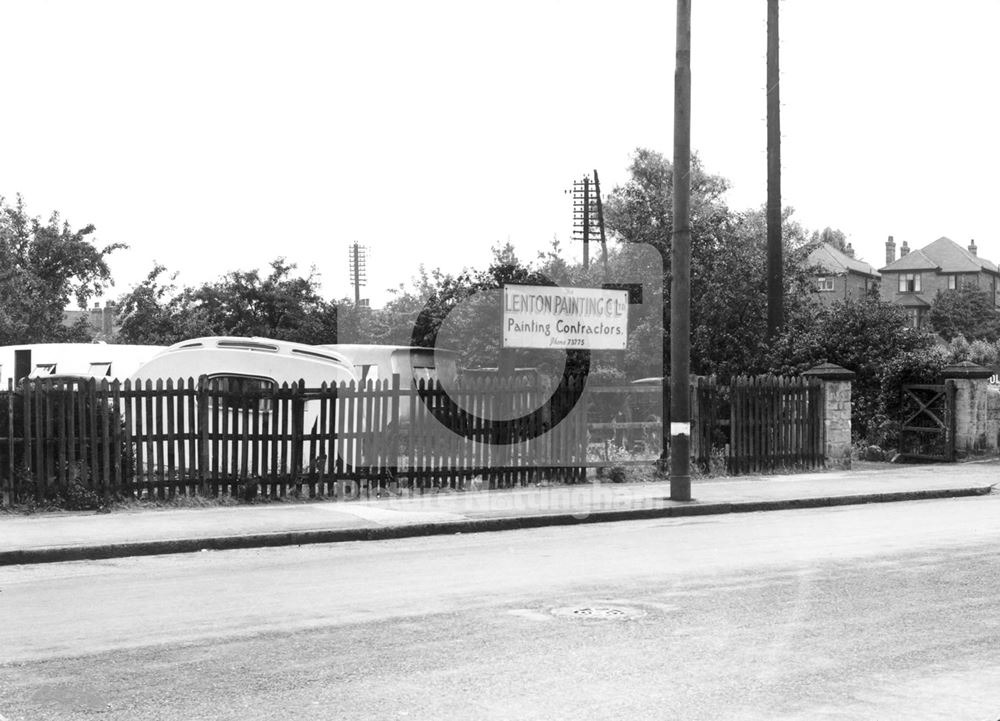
[571,173,607,274]
[669,0,692,501]
[348,242,368,308]
[766,0,783,337]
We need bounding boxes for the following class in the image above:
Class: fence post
[196,375,210,496]
[941,361,995,457]
[3,379,13,506]
[290,380,305,486]
[802,363,855,469]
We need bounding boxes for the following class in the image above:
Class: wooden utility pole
[349,242,368,308]
[582,176,590,269]
[571,173,608,276]
[766,0,783,337]
[668,0,692,501]
[593,169,609,277]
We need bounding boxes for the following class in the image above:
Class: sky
[2,1,1000,308]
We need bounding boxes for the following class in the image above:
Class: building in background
[879,236,1000,328]
[62,302,119,341]
[807,242,880,305]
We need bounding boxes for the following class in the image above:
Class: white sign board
[502,285,629,350]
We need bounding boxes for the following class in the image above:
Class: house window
[817,276,835,292]
[898,273,921,293]
[947,275,957,290]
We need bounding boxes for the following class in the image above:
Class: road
[1,495,999,720]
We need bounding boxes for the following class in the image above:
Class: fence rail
[0,372,825,505]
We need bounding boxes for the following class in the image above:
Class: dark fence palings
[0,371,827,504]
[727,374,823,474]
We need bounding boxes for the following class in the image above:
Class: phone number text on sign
[502,285,629,350]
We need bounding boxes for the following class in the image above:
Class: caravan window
[32,363,57,377]
[88,362,112,377]
[411,365,437,385]
[207,375,276,413]
[354,364,380,385]
[407,351,433,384]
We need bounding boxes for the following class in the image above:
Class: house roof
[895,295,931,307]
[880,236,998,274]
[879,248,939,272]
[807,242,880,278]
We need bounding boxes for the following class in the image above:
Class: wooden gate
[898,382,955,462]
[727,375,824,473]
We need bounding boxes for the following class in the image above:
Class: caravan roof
[318,344,459,386]
[0,343,166,386]
[130,337,357,386]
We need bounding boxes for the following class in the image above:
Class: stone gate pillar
[941,361,995,456]
[803,363,856,469]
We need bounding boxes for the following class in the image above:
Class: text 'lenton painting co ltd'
[502,285,628,350]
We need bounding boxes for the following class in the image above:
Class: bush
[855,443,891,462]
[766,292,937,443]
[607,465,628,483]
[927,288,1000,341]
[62,480,105,511]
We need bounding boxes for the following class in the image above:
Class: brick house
[879,236,1000,328]
[61,302,120,340]
[806,242,880,304]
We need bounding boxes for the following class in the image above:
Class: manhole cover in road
[550,605,646,620]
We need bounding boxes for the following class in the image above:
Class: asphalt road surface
[2,495,1000,720]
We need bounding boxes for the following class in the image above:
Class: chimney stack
[885,235,896,265]
[969,239,978,256]
[900,240,910,257]
[845,242,855,258]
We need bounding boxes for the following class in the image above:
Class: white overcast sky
[2,1,999,307]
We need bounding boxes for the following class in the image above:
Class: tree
[808,227,849,252]
[0,195,125,344]
[604,148,731,258]
[389,243,564,374]
[765,289,937,442]
[116,259,339,345]
[926,288,1000,342]
[603,148,817,380]
[114,265,199,344]
[691,206,817,379]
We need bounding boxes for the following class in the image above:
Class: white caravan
[318,344,460,425]
[129,337,361,475]
[318,344,459,388]
[0,342,166,387]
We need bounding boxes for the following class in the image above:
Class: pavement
[1,460,998,565]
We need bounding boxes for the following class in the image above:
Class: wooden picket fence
[583,375,824,474]
[0,374,590,503]
[0,372,826,505]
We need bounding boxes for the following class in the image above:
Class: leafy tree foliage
[603,148,816,379]
[0,195,124,344]
[603,148,732,257]
[372,243,567,376]
[114,265,201,344]
[926,288,1000,341]
[116,259,338,345]
[765,289,937,443]
[808,227,849,252]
